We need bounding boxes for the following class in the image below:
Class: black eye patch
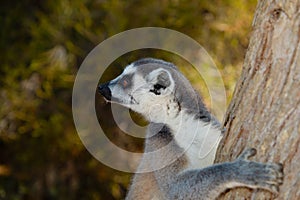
[150,84,166,95]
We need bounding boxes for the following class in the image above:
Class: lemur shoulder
[98,58,283,200]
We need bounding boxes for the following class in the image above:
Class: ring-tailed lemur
[98,58,283,200]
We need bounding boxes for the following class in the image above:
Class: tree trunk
[215,0,300,199]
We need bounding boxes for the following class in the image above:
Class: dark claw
[238,148,257,160]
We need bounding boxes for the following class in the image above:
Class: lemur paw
[234,148,284,195]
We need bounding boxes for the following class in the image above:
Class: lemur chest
[171,116,223,170]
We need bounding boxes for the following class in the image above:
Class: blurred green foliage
[0,0,256,199]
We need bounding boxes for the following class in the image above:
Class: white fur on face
[129,76,177,122]
[108,65,178,123]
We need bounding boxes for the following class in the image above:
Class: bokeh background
[1,0,257,199]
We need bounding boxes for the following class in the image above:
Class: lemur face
[98,58,179,122]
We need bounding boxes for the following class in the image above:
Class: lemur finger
[264,174,283,185]
[272,163,284,183]
[261,163,284,186]
[238,148,257,160]
[275,163,284,174]
[267,163,284,177]
[261,183,280,195]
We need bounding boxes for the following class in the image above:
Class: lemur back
[98,58,283,200]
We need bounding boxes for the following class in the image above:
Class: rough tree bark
[215,0,300,200]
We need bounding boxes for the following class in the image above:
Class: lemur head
[98,58,208,123]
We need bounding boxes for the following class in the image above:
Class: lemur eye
[119,75,131,88]
[122,79,129,87]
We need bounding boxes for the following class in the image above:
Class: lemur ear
[147,69,173,95]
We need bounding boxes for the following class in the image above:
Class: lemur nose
[98,82,112,101]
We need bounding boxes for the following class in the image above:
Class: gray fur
[133,58,178,69]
